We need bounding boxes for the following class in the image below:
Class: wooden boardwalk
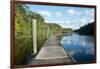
[29,35,75,65]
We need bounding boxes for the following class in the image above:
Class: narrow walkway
[29,35,75,65]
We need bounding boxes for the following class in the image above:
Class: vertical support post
[32,18,37,55]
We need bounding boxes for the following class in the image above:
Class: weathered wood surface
[29,35,75,65]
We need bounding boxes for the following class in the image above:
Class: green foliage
[15,4,33,65]
[15,4,48,65]
[62,28,72,35]
[15,4,62,65]
[47,23,62,35]
[74,22,94,35]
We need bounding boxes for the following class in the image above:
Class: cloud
[36,10,63,18]
[76,18,88,27]
[81,18,87,24]
[45,19,81,30]
[55,12,63,17]
[59,23,77,29]
[45,20,59,23]
[84,9,94,17]
[90,10,94,17]
[90,18,94,22]
[67,9,81,15]
[45,19,71,24]
[37,10,52,17]
[45,19,75,28]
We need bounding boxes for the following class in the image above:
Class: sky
[27,4,94,30]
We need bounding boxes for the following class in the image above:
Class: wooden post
[32,18,37,55]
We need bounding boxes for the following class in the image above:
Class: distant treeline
[62,28,72,33]
[74,22,94,35]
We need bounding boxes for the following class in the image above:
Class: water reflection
[60,34,94,63]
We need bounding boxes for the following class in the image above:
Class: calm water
[60,33,95,63]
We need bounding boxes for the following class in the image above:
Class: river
[60,33,95,63]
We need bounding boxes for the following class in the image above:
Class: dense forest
[74,22,94,35]
[15,4,62,65]
[15,4,32,65]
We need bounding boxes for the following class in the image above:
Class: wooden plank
[29,35,75,65]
